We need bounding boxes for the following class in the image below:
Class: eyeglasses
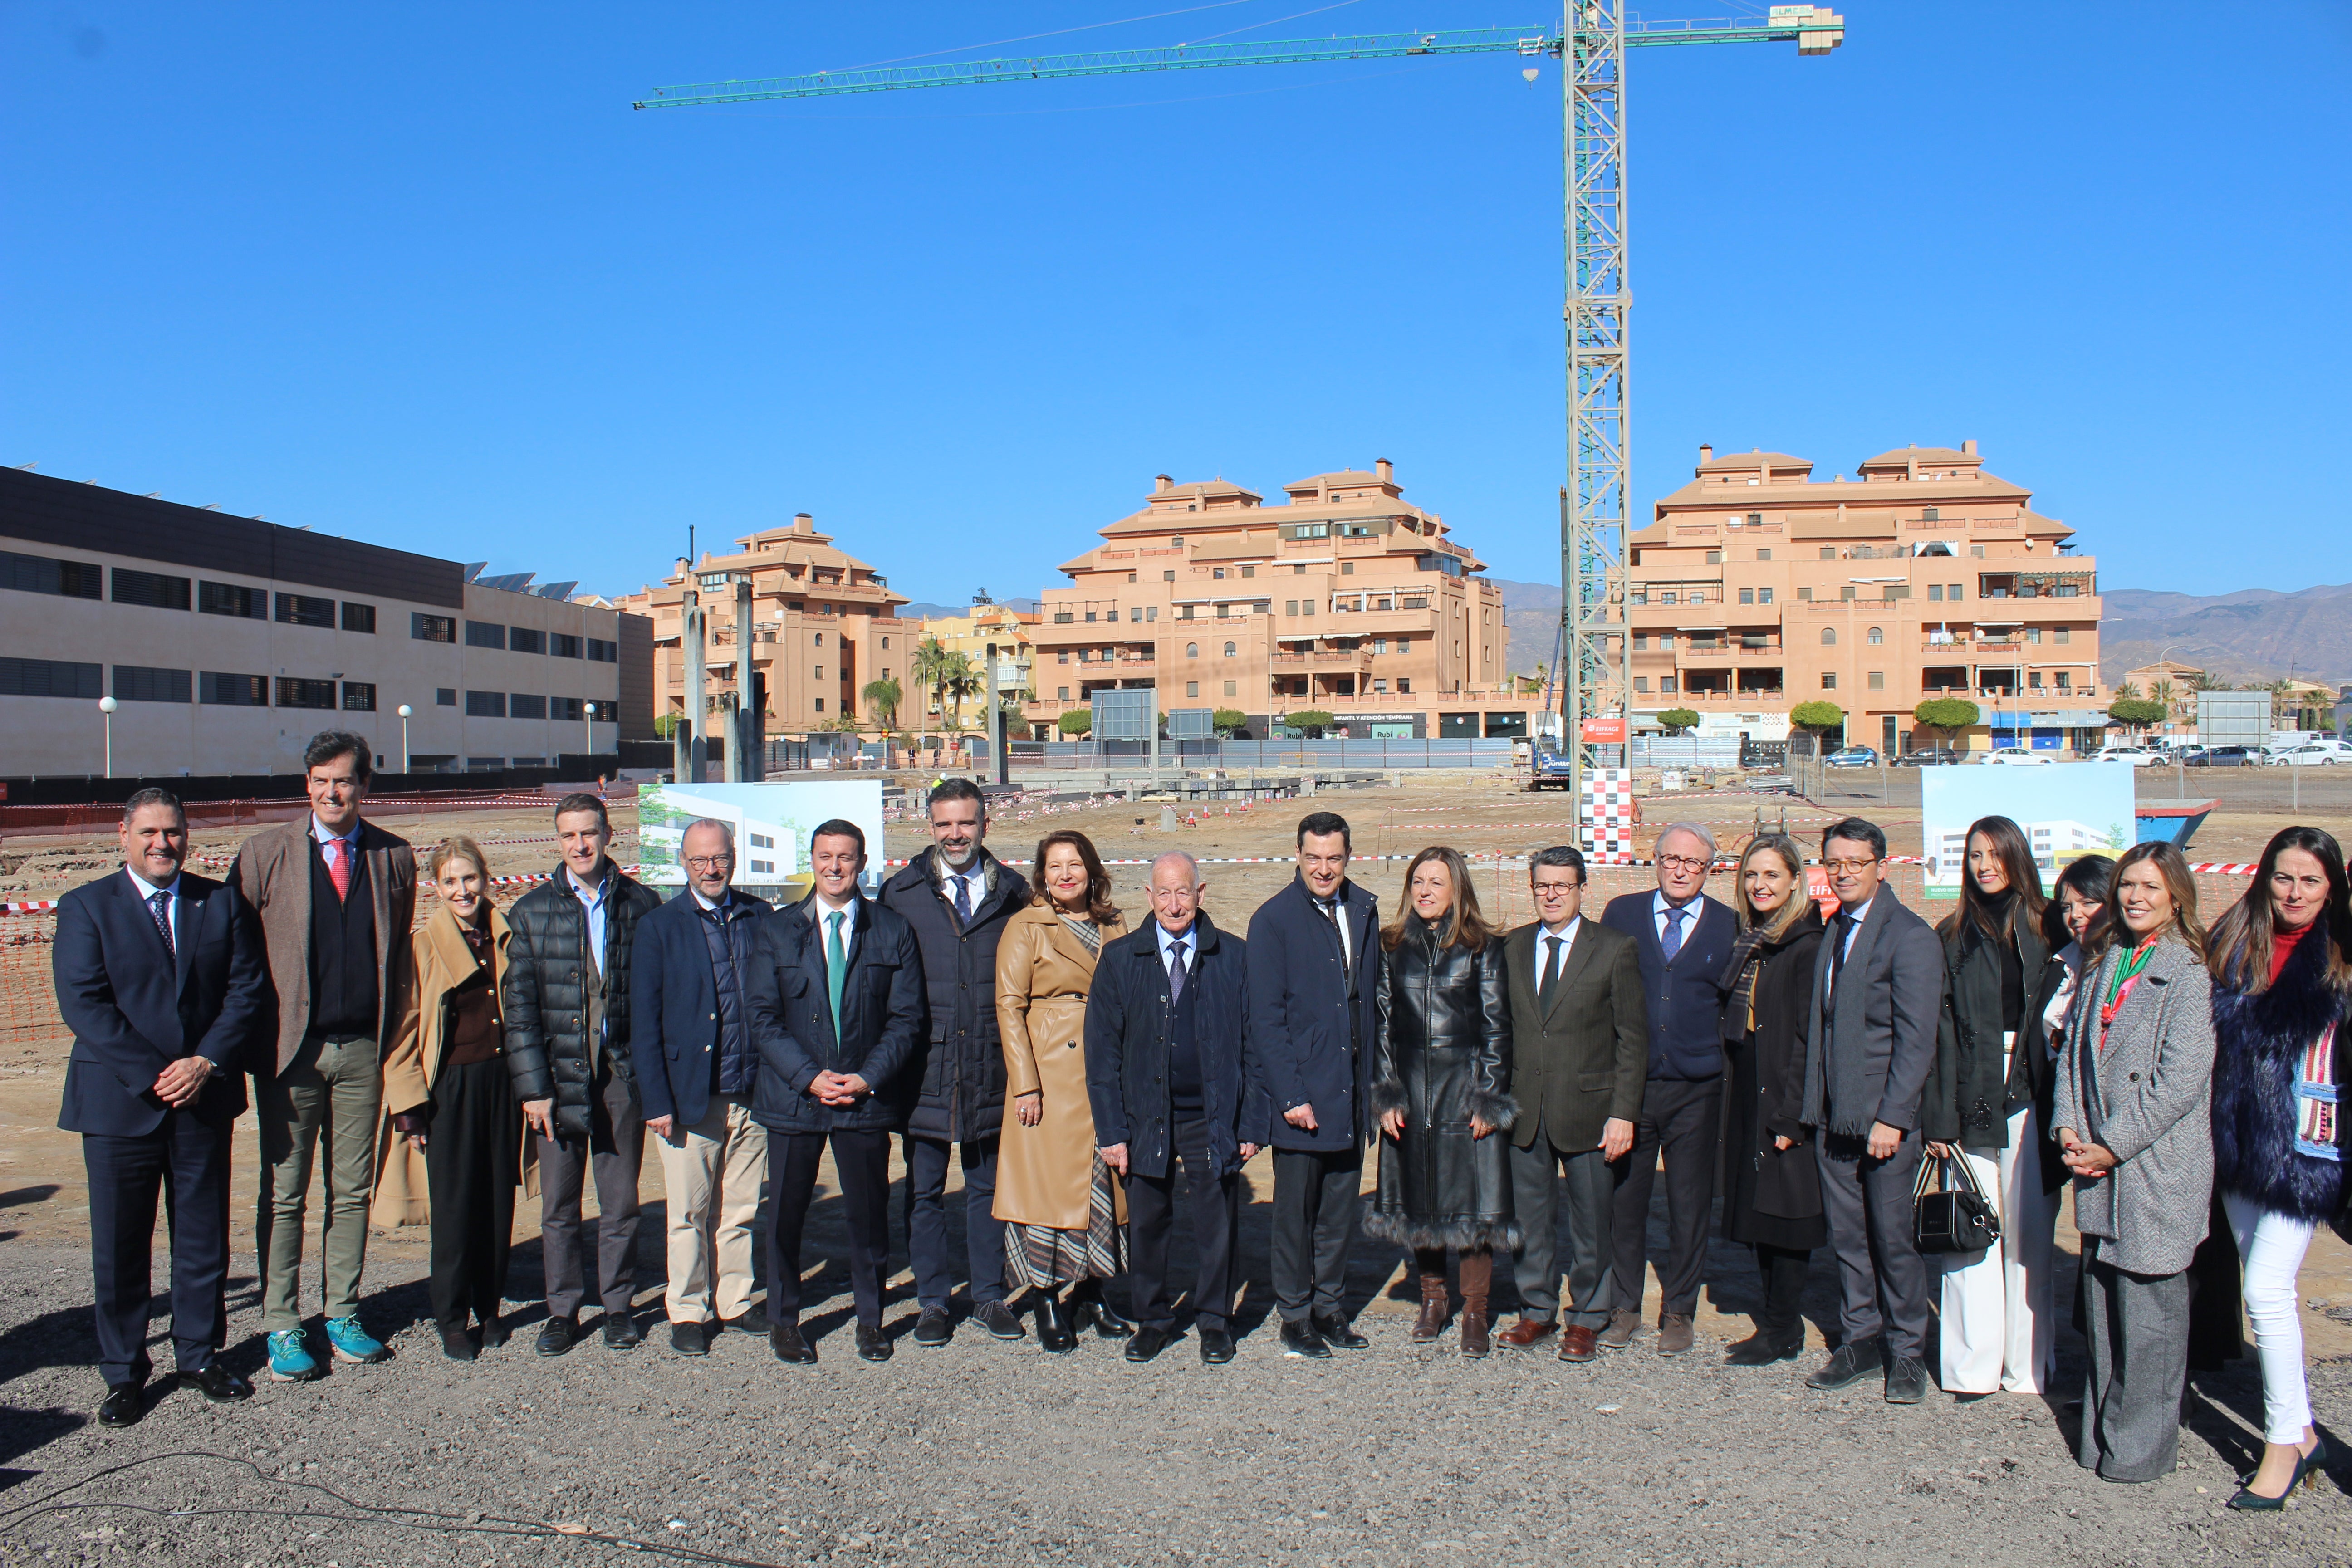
[1822,857,1880,875]
[1656,855,1710,873]
[684,855,735,871]
[1532,882,1583,898]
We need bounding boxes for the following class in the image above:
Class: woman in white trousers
[2206,826,2350,1509]
[1924,820,2100,1396]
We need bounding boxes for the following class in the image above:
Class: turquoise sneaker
[323,1316,392,1364]
[266,1328,321,1382]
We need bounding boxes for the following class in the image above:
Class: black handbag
[1913,1151,2001,1254]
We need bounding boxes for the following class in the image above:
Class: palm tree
[861,674,902,730]
[911,637,958,754]
[938,652,983,731]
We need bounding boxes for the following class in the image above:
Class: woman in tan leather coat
[996,829,1131,1352]
[372,836,535,1361]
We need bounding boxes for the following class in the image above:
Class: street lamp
[98,695,116,777]
[397,704,412,774]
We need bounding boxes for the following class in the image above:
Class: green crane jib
[638,5,1844,805]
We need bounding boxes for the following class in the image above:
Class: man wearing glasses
[1599,823,1737,1355]
[1798,816,1943,1405]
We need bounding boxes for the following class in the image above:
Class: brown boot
[1460,1309,1490,1358]
[1411,1276,1450,1343]
[1459,1251,1492,1358]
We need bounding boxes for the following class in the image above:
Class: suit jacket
[743,891,925,1135]
[627,887,773,1131]
[2051,935,2215,1275]
[1599,892,1737,1082]
[1800,890,1945,1138]
[229,816,416,1076]
[1245,875,1386,1153]
[1086,913,1267,1183]
[1503,917,1648,1152]
[55,868,266,1137]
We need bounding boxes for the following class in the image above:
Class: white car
[2097,746,2160,767]
[1979,746,2054,766]
[2266,740,2352,767]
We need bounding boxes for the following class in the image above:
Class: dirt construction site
[2,766,2351,1565]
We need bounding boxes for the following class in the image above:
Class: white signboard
[637,780,887,892]
[1919,766,2133,895]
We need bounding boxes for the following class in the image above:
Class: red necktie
[325,837,353,902]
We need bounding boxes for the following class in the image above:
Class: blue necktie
[1661,906,1687,961]
[953,872,973,926]
[148,890,175,956]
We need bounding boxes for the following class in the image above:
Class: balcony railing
[1677,643,1784,659]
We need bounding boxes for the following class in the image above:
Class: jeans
[2224,1189,2319,1444]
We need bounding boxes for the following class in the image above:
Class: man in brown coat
[230,730,416,1381]
[1496,846,1649,1362]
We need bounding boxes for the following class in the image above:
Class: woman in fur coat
[2207,825,2352,1509]
[1369,846,1519,1358]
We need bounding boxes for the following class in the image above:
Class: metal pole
[684,584,706,783]
[734,578,757,782]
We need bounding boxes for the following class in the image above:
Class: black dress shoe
[1125,1325,1179,1363]
[769,1322,817,1365]
[441,1326,479,1362]
[1805,1339,1884,1391]
[97,1384,144,1428]
[1075,1294,1136,1339]
[1723,1331,1803,1367]
[479,1317,511,1350]
[1199,1328,1237,1365]
[1035,1293,1078,1355]
[602,1313,643,1351]
[975,1300,1027,1341]
[1279,1320,1331,1359]
[1313,1313,1368,1351]
[720,1304,769,1336]
[855,1323,893,1363]
[536,1317,580,1358]
[1884,1354,1929,1405]
[913,1307,953,1347]
[669,1320,710,1357]
[180,1364,253,1403]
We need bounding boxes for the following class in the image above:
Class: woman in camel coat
[996,829,1131,1352]
[371,836,536,1360]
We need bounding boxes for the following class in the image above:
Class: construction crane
[637,4,1846,804]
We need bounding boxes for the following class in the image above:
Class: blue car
[1823,745,1879,768]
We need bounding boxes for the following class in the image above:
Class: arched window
[1820,627,1837,646]
[1223,642,1237,657]
[1185,642,1198,659]
[1867,626,1884,645]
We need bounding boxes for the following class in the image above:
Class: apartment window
[1163,571,1176,583]
[200,581,267,619]
[1928,584,1944,602]
[1170,535,1184,546]
[1692,591,1710,605]
[550,632,582,658]
[466,690,505,717]
[413,612,456,643]
[1632,635,1648,651]
[1748,513,1763,527]
[1756,549,1772,561]
[113,665,190,703]
[5,550,103,599]
[507,693,546,719]
[1127,572,1137,584]
[813,666,823,681]
[1633,676,1650,694]
[466,620,505,650]
[1739,588,1754,605]
[341,602,377,634]
[1284,600,1298,617]
[342,681,377,711]
[2054,628,2071,644]
[881,636,891,649]
[1820,547,1837,560]
[1821,672,1838,690]
[1185,643,1198,659]
[1868,672,1885,691]
[1056,686,1070,701]
[1657,633,1675,651]
[543,696,580,723]
[1759,588,1774,604]
[1797,587,1813,602]
[1341,562,1355,575]
[1212,568,1226,580]
[436,687,456,706]
[1923,507,1941,522]
[1224,642,1236,657]
[1949,584,1965,600]
[1223,680,1237,697]
[1661,592,1678,606]
[1130,607,1143,623]
[198,671,267,706]
[813,696,825,712]
[1840,586,1857,602]
[1242,565,1256,578]
[1084,611,1098,623]
[1706,550,1723,565]
[1659,677,1677,695]
[1867,627,1884,645]
[1293,563,1307,575]
[1372,638,1387,655]
[1970,545,1986,559]
[112,569,190,611]
[274,593,335,628]
[1053,612,1073,624]
[1,657,102,699]
[275,677,337,710]
[2026,627,2043,645]
[2056,672,2073,690]
[509,627,545,655]
[587,700,616,723]
[1821,627,1837,645]
[467,756,505,772]
[1078,650,1092,663]
[1186,681,1200,698]
[1180,605,1196,620]
[2029,672,2045,690]
[1396,678,1410,694]
[1147,606,1160,621]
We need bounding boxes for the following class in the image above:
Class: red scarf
[2271,919,2313,985]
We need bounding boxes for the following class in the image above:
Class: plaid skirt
[1004,1153,1126,1291]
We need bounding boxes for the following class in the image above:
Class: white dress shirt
[810,892,859,968]
[1316,886,1353,968]
[1651,889,1700,948]
[126,866,181,950]
[1537,914,1583,988]
[941,857,986,918]
[1155,917,1196,983]
[568,865,612,974]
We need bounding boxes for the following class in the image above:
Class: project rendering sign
[637,780,887,892]
[1919,765,2133,895]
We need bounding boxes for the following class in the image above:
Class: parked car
[1895,746,1964,767]
[1823,745,1879,769]
[1979,746,2054,767]
[2096,745,2161,767]
[2265,740,2352,767]
[2185,745,2254,768]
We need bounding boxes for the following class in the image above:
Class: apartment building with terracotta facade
[1024,462,1532,740]
[1625,441,2103,755]
[614,513,921,742]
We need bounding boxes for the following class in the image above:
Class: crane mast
[640,5,1844,807]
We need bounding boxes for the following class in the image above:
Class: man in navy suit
[745,818,925,1367]
[54,787,268,1426]
[1599,822,1737,1356]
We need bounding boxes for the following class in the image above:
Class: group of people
[54,730,2350,1509]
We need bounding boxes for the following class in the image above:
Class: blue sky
[5,2,2346,606]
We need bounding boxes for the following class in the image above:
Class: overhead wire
[836,0,1266,71]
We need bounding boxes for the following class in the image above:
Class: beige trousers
[656,1093,768,1323]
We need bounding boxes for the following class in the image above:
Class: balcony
[1676,642,1785,660]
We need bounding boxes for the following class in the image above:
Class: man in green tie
[745,819,925,1366]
